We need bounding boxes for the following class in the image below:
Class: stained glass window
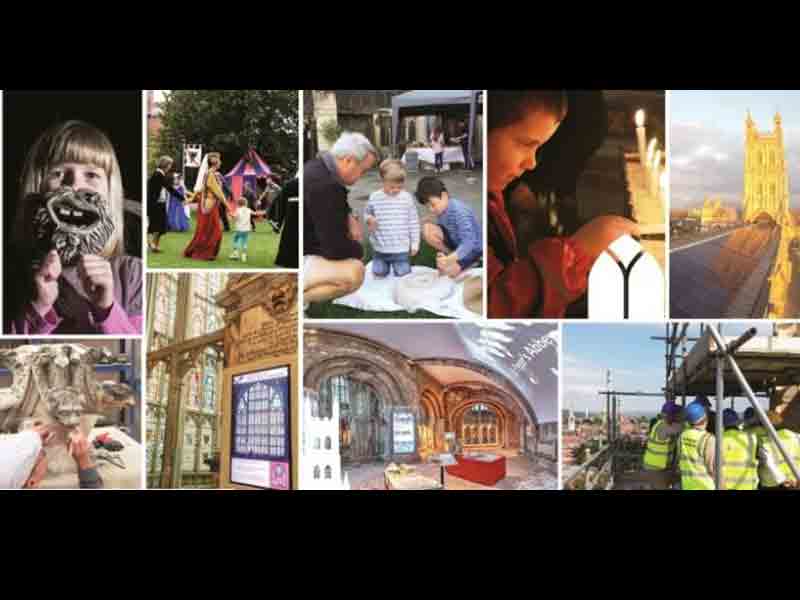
[191,273,227,339]
[187,369,200,409]
[183,418,198,472]
[203,351,217,412]
[463,404,499,447]
[199,421,213,472]
[152,273,177,349]
[147,273,227,487]
[234,383,286,458]
[146,407,164,475]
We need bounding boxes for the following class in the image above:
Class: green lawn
[306,239,446,319]
[146,215,280,269]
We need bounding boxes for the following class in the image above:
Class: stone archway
[304,356,410,410]
[443,379,534,453]
[453,400,509,449]
[415,357,538,429]
[752,211,776,225]
[305,356,415,465]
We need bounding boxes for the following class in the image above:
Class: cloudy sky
[670,90,800,210]
[563,323,774,414]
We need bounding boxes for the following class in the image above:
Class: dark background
[3,90,142,246]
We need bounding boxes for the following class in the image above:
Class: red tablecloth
[446,454,506,486]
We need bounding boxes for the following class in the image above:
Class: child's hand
[436,253,461,277]
[32,250,61,315]
[366,215,378,233]
[571,216,641,261]
[77,255,114,311]
[347,214,363,242]
[411,245,419,257]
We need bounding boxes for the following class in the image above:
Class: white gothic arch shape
[588,234,664,319]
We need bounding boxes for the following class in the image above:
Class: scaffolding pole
[706,324,800,483]
[715,350,724,489]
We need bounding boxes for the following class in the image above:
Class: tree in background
[154,90,299,178]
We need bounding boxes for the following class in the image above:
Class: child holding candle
[487,91,640,318]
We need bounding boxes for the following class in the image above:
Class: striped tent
[224,147,273,204]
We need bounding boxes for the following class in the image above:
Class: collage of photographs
[1,89,798,492]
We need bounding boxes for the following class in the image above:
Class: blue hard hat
[695,395,712,408]
[723,408,740,428]
[661,401,678,416]
[743,407,756,421]
[686,401,707,424]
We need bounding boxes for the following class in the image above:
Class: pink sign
[270,462,290,490]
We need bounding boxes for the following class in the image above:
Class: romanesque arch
[304,330,419,409]
[415,357,538,427]
[304,356,410,410]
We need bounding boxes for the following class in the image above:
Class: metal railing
[590,323,800,490]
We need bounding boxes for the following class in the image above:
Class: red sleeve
[488,237,591,318]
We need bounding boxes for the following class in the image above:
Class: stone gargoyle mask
[25,187,115,266]
[0,344,135,433]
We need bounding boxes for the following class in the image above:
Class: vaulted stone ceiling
[307,322,559,422]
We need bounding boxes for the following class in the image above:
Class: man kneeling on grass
[303,132,378,309]
[417,176,482,278]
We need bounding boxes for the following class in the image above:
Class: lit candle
[646,138,657,173]
[635,109,647,166]
[651,149,662,197]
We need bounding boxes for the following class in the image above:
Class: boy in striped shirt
[365,160,420,278]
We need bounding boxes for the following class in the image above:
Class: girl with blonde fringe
[6,120,143,334]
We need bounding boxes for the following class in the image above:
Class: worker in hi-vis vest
[720,408,758,490]
[677,401,716,490]
[695,394,717,435]
[643,401,683,489]
[751,409,800,489]
[742,407,776,489]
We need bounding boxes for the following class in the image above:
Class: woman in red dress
[184,152,224,260]
[486,91,640,318]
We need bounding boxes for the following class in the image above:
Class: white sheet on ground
[332,263,482,318]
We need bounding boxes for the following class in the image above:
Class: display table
[446,453,506,486]
[402,146,465,167]
[384,465,442,490]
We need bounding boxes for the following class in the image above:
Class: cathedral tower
[743,111,790,224]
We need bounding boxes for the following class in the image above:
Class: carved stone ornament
[0,344,135,474]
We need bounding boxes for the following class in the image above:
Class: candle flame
[635,109,645,127]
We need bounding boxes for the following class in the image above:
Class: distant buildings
[687,196,738,230]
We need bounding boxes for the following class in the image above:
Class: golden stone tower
[743,111,790,224]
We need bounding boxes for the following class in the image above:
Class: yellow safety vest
[679,428,715,490]
[721,429,758,490]
[759,429,800,486]
[643,419,674,471]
